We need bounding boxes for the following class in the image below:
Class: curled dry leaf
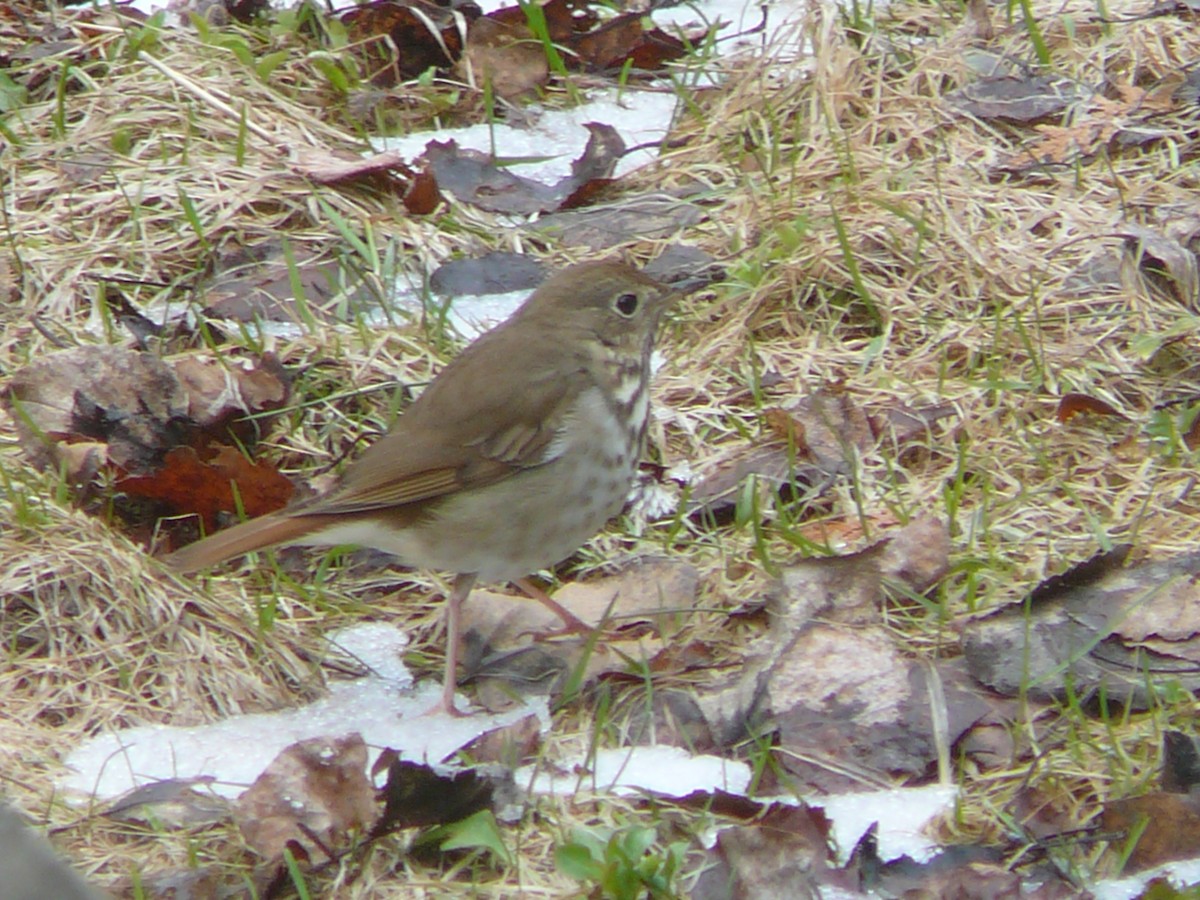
[1055,391,1126,423]
[4,345,187,474]
[171,353,290,440]
[291,148,412,185]
[962,546,1200,707]
[234,734,377,862]
[1117,224,1200,307]
[421,122,624,216]
[694,517,985,790]
[461,558,699,709]
[340,0,468,86]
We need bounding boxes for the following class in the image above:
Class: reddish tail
[165,513,328,573]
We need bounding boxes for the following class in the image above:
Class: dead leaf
[403,164,442,215]
[234,734,377,861]
[945,74,1085,122]
[1102,792,1200,872]
[696,520,982,789]
[103,778,231,829]
[569,14,687,72]
[1161,731,1200,793]
[429,252,546,297]
[371,758,503,834]
[533,192,706,250]
[4,345,188,473]
[291,148,412,185]
[171,353,290,441]
[199,240,385,324]
[421,123,624,216]
[962,546,1200,707]
[460,558,697,710]
[688,390,926,525]
[461,558,699,650]
[488,0,595,44]
[878,514,952,594]
[457,713,544,766]
[689,804,841,900]
[341,0,469,86]
[1117,224,1199,307]
[119,444,295,535]
[1056,392,1126,423]
[1185,411,1200,451]
[459,16,548,98]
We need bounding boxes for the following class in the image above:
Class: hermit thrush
[166,261,675,715]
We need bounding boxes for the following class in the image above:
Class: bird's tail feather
[164,513,327,573]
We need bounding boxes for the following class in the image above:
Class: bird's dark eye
[614,292,639,316]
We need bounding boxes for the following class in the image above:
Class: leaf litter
[8,0,1200,894]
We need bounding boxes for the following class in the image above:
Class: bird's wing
[303,328,589,516]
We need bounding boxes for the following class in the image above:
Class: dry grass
[5,0,1200,893]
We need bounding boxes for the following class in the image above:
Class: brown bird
[166,261,675,715]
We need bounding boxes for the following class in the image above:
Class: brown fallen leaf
[119,444,295,536]
[372,758,502,834]
[429,252,546,297]
[1162,731,1200,793]
[533,191,706,250]
[199,239,385,324]
[1056,392,1126,423]
[421,122,624,216]
[945,73,1084,122]
[459,15,548,98]
[234,734,377,861]
[695,518,984,790]
[1101,792,1200,872]
[569,14,687,72]
[291,148,412,185]
[689,804,842,899]
[460,558,697,710]
[460,557,699,649]
[103,778,231,829]
[403,163,442,215]
[962,546,1200,707]
[688,390,940,526]
[4,345,188,473]
[171,352,291,442]
[341,0,468,86]
[1117,224,1199,307]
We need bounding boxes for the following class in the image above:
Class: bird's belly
[310,395,642,582]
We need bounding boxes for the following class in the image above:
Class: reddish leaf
[118,444,294,534]
[570,15,686,72]
[1101,792,1200,871]
[341,0,471,85]
[1056,391,1125,422]
[404,164,442,215]
[489,0,596,42]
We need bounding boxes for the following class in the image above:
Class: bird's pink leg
[514,577,593,635]
[426,572,477,717]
